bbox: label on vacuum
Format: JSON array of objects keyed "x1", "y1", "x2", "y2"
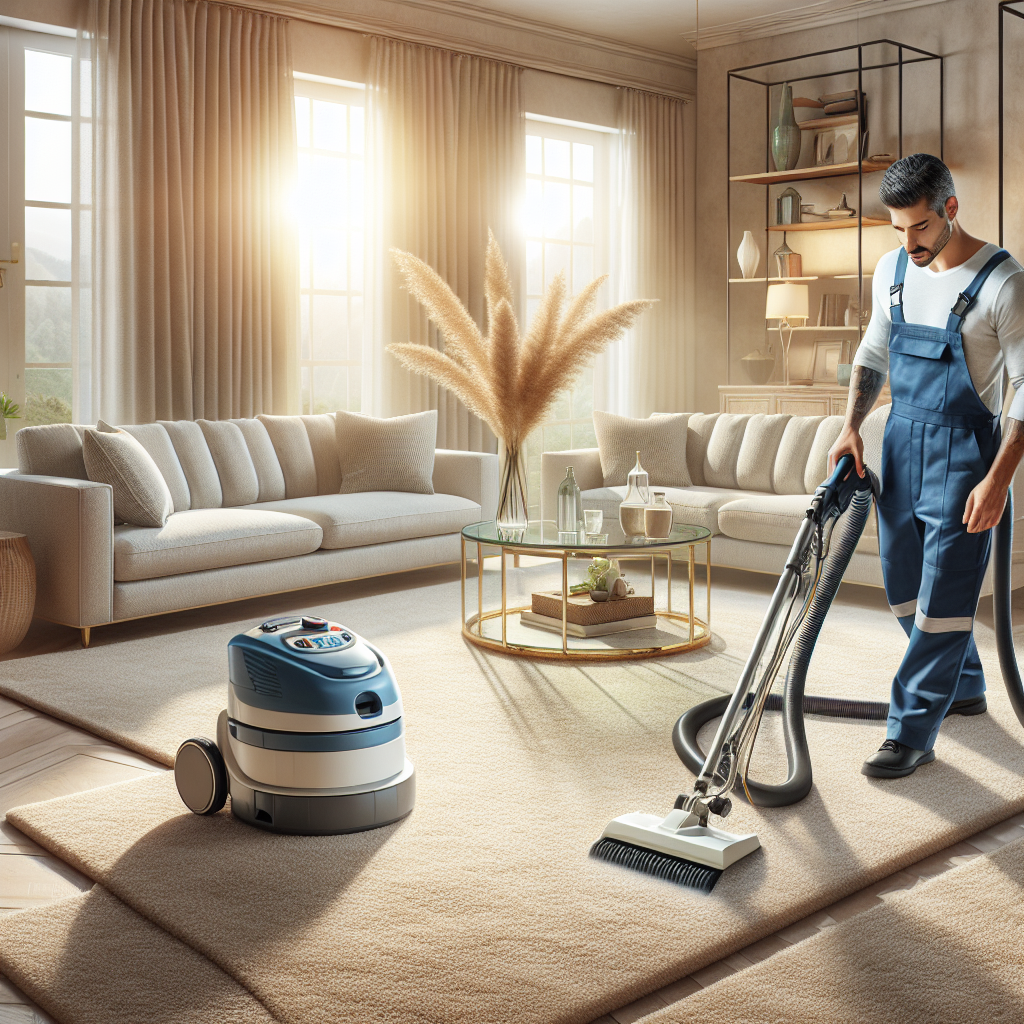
[{"x1": 286, "y1": 632, "x2": 354, "y2": 652}]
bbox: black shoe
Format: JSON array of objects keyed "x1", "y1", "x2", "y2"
[
  {"x1": 944, "y1": 695, "x2": 987, "y2": 718},
  {"x1": 861, "y1": 739, "x2": 935, "y2": 778}
]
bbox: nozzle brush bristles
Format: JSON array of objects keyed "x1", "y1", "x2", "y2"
[{"x1": 589, "y1": 837, "x2": 722, "y2": 893}]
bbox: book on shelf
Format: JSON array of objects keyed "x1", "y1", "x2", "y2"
[
  {"x1": 519, "y1": 610, "x2": 659, "y2": 638},
  {"x1": 817, "y1": 293, "x2": 850, "y2": 327}
]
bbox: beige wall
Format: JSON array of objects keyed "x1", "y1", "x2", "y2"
[
  {"x1": 0, "y1": 0, "x2": 77, "y2": 29},
  {"x1": 694, "y1": 0, "x2": 1009, "y2": 412}
]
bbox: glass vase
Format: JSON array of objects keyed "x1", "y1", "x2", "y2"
[
  {"x1": 496, "y1": 441, "x2": 528, "y2": 539},
  {"x1": 619, "y1": 452, "x2": 650, "y2": 537},
  {"x1": 556, "y1": 466, "x2": 583, "y2": 534}
]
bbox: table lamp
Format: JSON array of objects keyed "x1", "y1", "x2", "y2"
[{"x1": 765, "y1": 282, "x2": 809, "y2": 385}]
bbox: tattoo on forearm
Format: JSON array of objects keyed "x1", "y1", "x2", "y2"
[{"x1": 846, "y1": 366, "x2": 886, "y2": 428}]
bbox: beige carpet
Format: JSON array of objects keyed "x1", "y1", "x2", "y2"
[
  {"x1": 2, "y1": 562, "x2": 1024, "y2": 1023},
  {"x1": 646, "y1": 837, "x2": 1024, "y2": 1024}
]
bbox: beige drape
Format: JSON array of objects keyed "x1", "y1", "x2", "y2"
[
  {"x1": 89, "y1": 0, "x2": 297, "y2": 423},
  {"x1": 612, "y1": 89, "x2": 690, "y2": 416},
  {"x1": 366, "y1": 37, "x2": 524, "y2": 452}
]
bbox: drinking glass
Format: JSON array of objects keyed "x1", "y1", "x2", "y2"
[{"x1": 584, "y1": 509, "x2": 603, "y2": 535}]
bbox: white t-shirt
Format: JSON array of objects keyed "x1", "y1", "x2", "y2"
[{"x1": 854, "y1": 242, "x2": 1024, "y2": 420}]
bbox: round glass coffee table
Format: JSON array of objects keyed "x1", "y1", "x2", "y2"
[{"x1": 460, "y1": 520, "x2": 712, "y2": 660}]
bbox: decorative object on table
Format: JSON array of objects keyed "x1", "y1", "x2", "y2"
[
  {"x1": 811, "y1": 340, "x2": 844, "y2": 383},
  {"x1": 772, "y1": 234, "x2": 802, "y2": 279},
  {"x1": 828, "y1": 193, "x2": 856, "y2": 219},
  {"x1": 765, "y1": 282, "x2": 809, "y2": 387},
  {"x1": 387, "y1": 232, "x2": 652, "y2": 538},
  {"x1": 736, "y1": 230, "x2": 761, "y2": 279},
  {"x1": 566, "y1": 556, "x2": 634, "y2": 601},
  {"x1": 531, "y1": 587, "x2": 654, "y2": 624},
  {"x1": 776, "y1": 186, "x2": 802, "y2": 225},
  {"x1": 644, "y1": 491, "x2": 674, "y2": 539},
  {"x1": 836, "y1": 363, "x2": 853, "y2": 386},
  {"x1": 0, "y1": 392, "x2": 19, "y2": 442},
  {"x1": 583, "y1": 509, "x2": 603, "y2": 536},
  {"x1": 771, "y1": 82, "x2": 802, "y2": 172},
  {"x1": 814, "y1": 129, "x2": 835, "y2": 166},
  {"x1": 816, "y1": 293, "x2": 850, "y2": 327},
  {"x1": 0, "y1": 531, "x2": 35, "y2": 655},
  {"x1": 556, "y1": 466, "x2": 584, "y2": 533},
  {"x1": 618, "y1": 452, "x2": 650, "y2": 536},
  {"x1": 741, "y1": 347, "x2": 776, "y2": 385}
]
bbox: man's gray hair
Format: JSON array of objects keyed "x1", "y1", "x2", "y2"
[{"x1": 879, "y1": 153, "x2": 955, "y2": 215}]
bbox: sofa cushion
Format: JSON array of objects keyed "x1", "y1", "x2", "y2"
[
  {"x1": 580, "y1": 485, "x2": 762, "y2": 535},
  {"x1": 247, "y1": 492, "x2": 478, "y2": 550},
  {"x1": 15, "y1": 423, "x2": 88, "y2": 479},
  {"x1": 231, "y1": 418, "x2": 286, "y2": 502},
  {"x1": 736, "y1": 414, "x2": 791, "y2": 493},
  {"x1": 803, "y1": 416, "x2": 845, "y2": 494},
  {"x1": 198, "y1": 420, "x2": 260, "y2": 507},
  {"x1": 593, "y1": 410, "x2": 691, "y2": 487},
  {"x1": 336, "y1": 410, "x2": 437, "y2": 495},
  {"x1": 113, "y1": 509, "x2": 323, "y2": 582},
  {"x1": 303, "y1": 413, "x2": 343, "y2": 495},
  {"x1": 101, "y1": 420, "x2": 191, "y2": 513},
  {"x1": 685, "y1": 413, "x2": 718, "y2": 487},
  {"x1": 159, "y1": 421, "x2": 223, "y2": 509},
  {"x1": 83, "y1": 428, "x2": 174, "y2": 528},
  {"x1": 258, "y1": 414, "x2": 318, "y2": 498},
  {"x1": 704, "y1": 414, "x2": 751, "y2": 489},
  {"x1": 773, "y1": 416, "x2": 824, "y2": 495}
]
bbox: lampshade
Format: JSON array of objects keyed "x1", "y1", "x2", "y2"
[{"x1": 765, "y1": 282, "x2": 809, "y2": 321}]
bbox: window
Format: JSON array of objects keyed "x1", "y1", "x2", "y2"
[
  {"x1": 0, "y1": 30, "x2": 88, "y2": 442},
  {"x1": 293, "y1": 76, "x2": 365, "y2": 415},
  {"x1": 523, "y1": 118, "x2": 611, "y2": 517}
]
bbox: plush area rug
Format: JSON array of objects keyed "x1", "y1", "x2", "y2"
[
  {"x1": 646, "y1": 837, "x2": 1024, "y2": 1024},
  {"x1": 2, "y1": 562, "x2": 1024, "y2": 1023}
]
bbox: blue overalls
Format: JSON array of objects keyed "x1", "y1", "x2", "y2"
[{"x1": 877, "y1": 246, "x2": 1012, "y2": 751}]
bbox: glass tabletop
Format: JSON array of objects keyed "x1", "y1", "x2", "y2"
[{"x1": 462, "y1": 519, "x2": 712, "y2": 551}]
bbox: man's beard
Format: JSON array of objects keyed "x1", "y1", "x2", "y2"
[{"x1": 909, "y1": 218, "x2": 953, "y2": 267}]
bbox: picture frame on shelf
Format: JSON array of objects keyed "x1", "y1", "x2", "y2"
[
  {"x1": 814, "y1": 129, "x2": 835, "y2": 165},
  {"x1": 812, "y1": 339, "x2": 844, "y2": 382}
]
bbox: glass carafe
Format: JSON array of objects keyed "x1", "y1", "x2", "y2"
[
  {"x1": 618, "y1": 452, "x2": 649, "y2": 537},
  {"x1": 644, "y1": 490, "x2": 673, "y2": 539},
  {"x1": 556, "y1": 466, "x2": 583, "y2": 533}
]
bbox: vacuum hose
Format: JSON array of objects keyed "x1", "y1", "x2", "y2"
[{"x1": 675, "y1": 476, "x2": 1024, "y2": 807}]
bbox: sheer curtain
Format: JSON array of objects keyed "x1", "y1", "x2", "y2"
[
  {"x1": 597, "y1": 88, "x2": 690, "y2": 417},
  {"x1": 87, "y1": 0, "x2": 297, "y2": 424},
  {"x1": 365, "y1": 37, "x2": 524, "y2": 452}
]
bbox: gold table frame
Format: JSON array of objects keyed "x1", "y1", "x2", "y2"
[{"x1": 460, "y1": 527, "x2": 712, "y2": 661}]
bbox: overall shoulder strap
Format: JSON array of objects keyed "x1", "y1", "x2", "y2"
[
  {"x1": 889, "y1": 248, "x2": 909, "y2": 324},
  {"x1": 946, "y1": 248, "x2": 1013, "y2": 333}
]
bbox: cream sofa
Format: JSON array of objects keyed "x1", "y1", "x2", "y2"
[
  {"x1": 0, "y1": 415, "x2": 497, "y2": 644},
  {"x1": 542, "y1": 406, "x2": 1024, "y2": 591}
]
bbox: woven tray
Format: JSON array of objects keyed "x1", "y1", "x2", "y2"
[{"x1": 531, "y1": 590, "x2": 655, "y2": 626}]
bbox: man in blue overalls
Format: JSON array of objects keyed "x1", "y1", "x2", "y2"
[{"x1": 831, "y1": 153, "x2": 1024, "y2": 778}]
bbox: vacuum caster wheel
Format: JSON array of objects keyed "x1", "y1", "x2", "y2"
[{"x1": 174, "y1": 737, "x2": 228, "y2": 815}]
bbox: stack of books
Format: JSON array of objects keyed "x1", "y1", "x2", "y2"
[{"x1": 523, "y1": 591, "x2": 657, "y2": 638}]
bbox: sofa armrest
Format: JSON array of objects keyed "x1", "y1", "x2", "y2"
[
  {"x1": 0, "y1": 474, "x2": 114, "y2": 628},
  {"x1": 541, "y1": 449, "x2": 604, "y2": 522},
  {"x1": 432, "y1": 450, "x2": 499, "y2": 524}
]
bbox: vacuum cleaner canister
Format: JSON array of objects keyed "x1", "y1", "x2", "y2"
[{"x1": 174, "y1": 615, "x2": 415, "y2": 835}]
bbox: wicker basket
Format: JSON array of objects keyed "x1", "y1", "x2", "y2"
[
  {"x1": 0, "y1": 532, "x2": 36, "y2": 655},
  {"x1": 531, "y1": 590, "x2": 654, "y2": 626}
]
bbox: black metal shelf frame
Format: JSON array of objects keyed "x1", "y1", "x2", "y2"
[{"x1": 726, "y1": 40, "x2": 944, "y2": 384}]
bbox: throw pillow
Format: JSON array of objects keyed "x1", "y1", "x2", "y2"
[
  {"x1": 592, "y1": 410, "x2": 691, "y2": 487},
  {"x1": 335, "y1": 410, "x2": 437, "y2": 494},
  {"x1": 83, "y1": 428, "x2": 174, "y2": 528}
]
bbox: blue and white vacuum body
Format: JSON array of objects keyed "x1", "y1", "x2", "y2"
[{"x1": 174, "y1": 615, "x2": 415, "y2": 835}]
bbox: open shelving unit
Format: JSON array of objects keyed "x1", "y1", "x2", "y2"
[{"x1": 726, "y1": 40, "x2": 944, "y2": 387}]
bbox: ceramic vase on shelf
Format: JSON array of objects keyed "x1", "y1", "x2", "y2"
[
  {"x1": 496, "y1": 442, "x2": 528, "y2": 540},
  {"x1": 618, "y1": 452, "x2": 650, "y2": 537},
  {"x1": 737, "y1": 231, "x2": 761, "y2": 279},
  {"x1": 771, "y1": 82, "x2": 802, "y2": 173}
]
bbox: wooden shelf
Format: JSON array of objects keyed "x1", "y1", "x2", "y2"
[
  {"x1": 728, "y1": 276, "x2": 819, "y2": 283},
  {"x1": 796, "y1": 114, "x2": 859, "y2": 131},
  {"x1": 729, "y1": 159, "x2": 893, "y2": 185},
  {"x1": 768, "y1": 217, "x2": 891, "y2": 232},
  {"x1": 787, "y1": 326, "x2": 860, "y2": 332}
]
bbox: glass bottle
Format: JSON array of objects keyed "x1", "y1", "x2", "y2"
[
  {"x1": 619, "y1": 452, "x2": 649, "y2": 537},
  {"x1": 556, "y1": 466, "x2": 583, "y2": 533},
  {"x1": 644, "y1": 491, "x2": 673, "y2": 540}
]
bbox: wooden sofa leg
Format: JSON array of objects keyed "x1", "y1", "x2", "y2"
[{"x1": 80, "y1": 627, "x2": 91, "y2": 648}]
